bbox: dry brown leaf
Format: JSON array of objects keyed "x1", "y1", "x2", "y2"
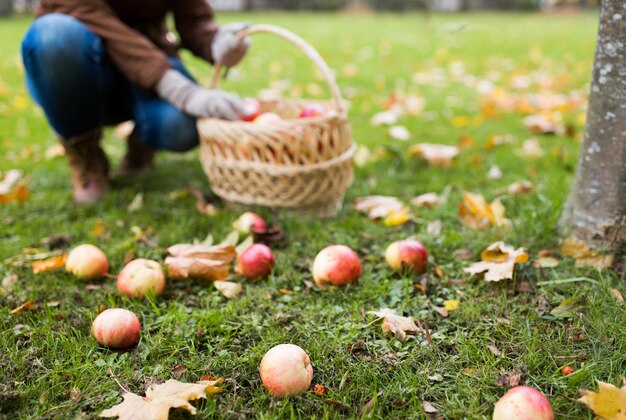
[
  {"x1": 371, "y1": 308, "x2": 420, "y2": 342},
  {"x1": 578, "y1": 380, "x2": 626, "y2": 420},
  {"x1": 214, "y1": 281, "x2": 242, "y2": 299},
  {"x1": 411, "y1": 193, "x2": 441, "y2": 208},
  {"x1": 523, "y1": 114, "x2": 560, "y2": 135},
  {"x1": 165, "y1": 244, "x2": 236, "y2": 281},
  {"x1": 422, "y1": 401, "x2": 438, "y2": 414},
  {"x1": 408, "y1": 143, "x2": 460, "y2": 167},
  {"x1": 0, "y1": 170, "x2": 30, "y2": 204},
  {"x1": 495, "y1": 373, "x2": 522, "y2": 388},
  {"x1": 459, "y1": 192, "x2": 510, "y2": 229},
  {"x1": 487, "y1": 344, "x2": 501, "y2": 357},
  {"x1": 560, "y1": 237, "x2": 614, "y2": 270},
  {"x1": 10, "y1": 300, "x2": 36, "y2": 315},
  {"x1": 166, "y1": 244, "x2": 236, "y2": 261},
  {"x1": 100, "y1": 378, "x2": 224, "y2": 420},
  {"x1": 464, "y1": 242, "x2": 529, "y2": 282},
  {"x1": 32, "y1": 254, "x2": 67, "y2": 274},
  {"x1": 354, "y1": 196, "x2": 405, "y2": 219},
  {"x1": 433, "y1": 306, "x2": 448, "y2": 317},
  {"x1": 498, "y1": 180, "x2": 535, "y2": 196}
]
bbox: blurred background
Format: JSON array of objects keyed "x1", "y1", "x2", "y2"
[{"x1": 1, "y1": 0, "x2": 600, "y2": 16}]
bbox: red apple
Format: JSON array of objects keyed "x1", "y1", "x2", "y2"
[
  {"x1": 92, "y1": 308, "x2": 141, "y2": 349},
  {"x1": 232, "y1": 212, "x2": 266, "y2": 236},
  {"x1": 65, "y1": 244, "x2": 109, "y2": 280},
  {"x1": 312, "y1": 245, "x2": 361, "y2": 288},
  {"x1": 254, "y1": 112, "x2": 282, "y2": 125},
  {"x1": 299, "y1": 103, "x2": 326, "y2": 118},
  {"x1": 241, "y1": 97, "x2": 261, "y2": 122},
  {"x1": 260, "y1": 344, "x2": 313, "y2": 398},
  {"x1": 493, "y1": 386, "x2": 554, "y2": 420},
  {"x1": 117, "y1": 259, "x2": 166, "y2": 299},
  {"x1": 237, "y1": 244, "x2": 275, "y2": 280},
  {"x1": 385, "y1": 239, "x2": 428, "y2": 275}
]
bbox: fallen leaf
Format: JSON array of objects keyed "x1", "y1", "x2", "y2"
[
  {"x1": 100, "y1": 378, "x2": 224, "y2": 420},
  {"x1": 370, "y1": 110, "x2": 399, "y2": 126},
  {"x1": 464, "y1": 242, "x2": 528, "y2": 282},
  {"x1": 388, "y1": 125, "x2": 411, "y2": 141},
  {"x1": 0, "y1": 170, "x2": 30, "y2": 204},
  {"x1": 444, "y1": 299, "x2": 460, "y2": 311},
  {"x1": 354, "y1": 195, "x2": 405, "y2": 219},
  {"x1": 498, "y1": 180, "x2": 535, "y2": 196},
  {"x1": 459, "y1": 192, "x2": 510, "y2": 229},
  {"x1": 127, "y1": 193, "x2": 144, "y2": 213},
  {"x1": 10, "y1": 300, "x2": 36, "y2": 315},
  {"x1": 165, "y1": 244, "x2": 236, "y2": 281},
  {"x1": 523, "y1": 114, "x2": 560, "y2": 135},
  {"x1": 91, "y1": 219, "x2": 107, "y2": 238},
  {"x1": 44, "y1": 144, "x2": 65, "y2": 160},
  {"x1": 487, "y1": 165, "x2": 503, "y2": 180},
  {"x1": 453, "y1": 248, "x2": 473, "y2": 260},
  {"x1": 426, "y1": 220, "x2": 443, "y2": 237},
  {"x1": 550, "y1": 297, "x2": 576, "y2": 318},
  {"x1": 32, "y1": 254, "x2": 67, "y2": 274},
  {"x1": 214, "y1": 281, "x2": 242, "y2": 299},
  {"x1": 487, "y1": 344, "x2": 501, "y2": 356},
  {"x1": 521, "y1": 138, "x2": 545, "y2": 158},
  {"x1": 383, "y1": 207, "x2": 413, "y2": 227},
  {"x1": 535, "y1": 294, "x2": 551, "y2": 316},
  {"x1": 170, "y1": 365, "x2": 187, "y2": 378},
  {"x1": 411, "y1": 193, "x2": 440, "y2": 208},
  {"x1": 371, "y1": 308, "x2": 420, "y2": 342},
  {"x1": 495, "y1": 373, "x2": 522, "y2": 388},
  {"x1": 611, "y1": 288, "x2": 624, "y2": 305},
  {"x1": 534, "y1": 256, "x2": 559, "y2": 268},
  {"x1": 433, "y1": 306, "x2": 448, "y2": 317},
  {"x1": 578, "y1": 380, "x2": 626, "y2": 420},
  {"x1": 2, "y1": 273, "x2": 18, "y2": 289},
  {"x1": 422, "y1": 401, "x2": 438, "y2": 414},
  {"x1": 408, "y1": 143, "x2": 460, "y2": 167},
  {"x1": 560, "y1": 237, "x2": 614, "y2": 270}
]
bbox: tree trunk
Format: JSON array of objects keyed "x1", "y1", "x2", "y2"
[
  {"x1": 0, "y1": 0, "x2": 13, "y2": 16},
  {"x1": 560, "y1": 0, "x2": 626, "y2": 252}
]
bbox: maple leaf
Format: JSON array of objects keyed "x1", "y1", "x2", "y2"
[
  {"x1": 459, "y1": 192, "x2": 510, "y2": 229},
  {"x1": 371, "y1": 308, "x2": 420, "y2": 342},
  {"x1": 213, "y1": 281, "x2": 243, "y2": 299},
  {"x1": 560, "y1": 237, "x2": 615, "y2": 270},
  {"x1": 0, "y1": 170, "x2": 30, "y2": 204},
  {"x1": 354, "y1": 196, "x2": 405, "y2": 219},
  {"x1": 464, "y1": 242, "x2": 529, "y2": 282},
  {"x1": 165, "y1": 244, "x2": 236, "y2": 281},
  {"x1": 578, "y1": 380, "x2": 626, "y2": 420},
  {"x1": 100, "y1": 378, "x2": 224, "y2": 420},
  {"x1": 408, "y1": 143, "x2": 460, "y2": 167}
]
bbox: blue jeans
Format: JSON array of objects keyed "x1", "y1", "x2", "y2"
[{"x1": 21, "y1": 13, "x2": 199, "y2": 152}]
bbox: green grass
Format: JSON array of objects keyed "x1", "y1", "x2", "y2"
[{"x1": 1, "y1": 11, "x2": 624, "y2": 419}]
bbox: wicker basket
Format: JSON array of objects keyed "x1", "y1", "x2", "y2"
[{"x1": 197, "y1": 24, "x2": 355, "y2": 218}]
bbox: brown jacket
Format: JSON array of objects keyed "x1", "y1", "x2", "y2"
[{"x1": 37, "y1": 0, "x2": 218, "y2": 91}]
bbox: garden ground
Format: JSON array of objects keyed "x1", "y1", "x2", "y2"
[{"x1": 1, "y1": 11, "x2": 624, "y2": 419}]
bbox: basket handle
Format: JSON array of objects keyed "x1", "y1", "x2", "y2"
[{"x1": 210, "y1": 24, "x2": 346, "y2": 115}]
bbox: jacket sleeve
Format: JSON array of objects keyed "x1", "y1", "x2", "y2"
[
  {"x1": 170, "y1": 0, "x2": 219, "y2": 64},
  {"x1": 37, "y1": 0, "x2": 171, "y2": 91}
]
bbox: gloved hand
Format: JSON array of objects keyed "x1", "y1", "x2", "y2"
[
  {"x1": 212, "y1": 22, "x2": 251, "y2": 67},
  {"x1": 156, "y1": 69, "x2": 244, "y2": 120}
]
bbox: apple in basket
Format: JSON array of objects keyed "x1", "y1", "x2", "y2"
[
  {"x1": 241, "y1": 97, "x2": 261, "y2": 122},
  {"x1": 254, "y1": 112, "x2": 282, "y2": 125},
  {"x1": 299, "y1": 103, "x2": 326, "y2": 118}
]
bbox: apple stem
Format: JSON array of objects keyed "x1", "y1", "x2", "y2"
[
  {"x1": 107, "y1": 367, "x2": 130, "y2": 394},
  {"x1": 102, "y1": 272, "x2": 118, "y2": 279}
]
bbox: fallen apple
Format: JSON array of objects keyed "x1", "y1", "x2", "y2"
[
  {"x1": 92, "y1": 308, "x2": 141, "y2": 349},
  {"x1": 117, "y1": 258, "x2": 166, "y2": 299},
  {"x1": 385, "y1": 239, "x2": 428, "y2": 275},
  {"x1": 233, "y1": 212, "x2": 266, "y2": 236},
  {"x1": 260, "y1": 344, "x2": 313, "y2": 398},
  {"x1": 65, "y1": 244, "x2": 109, "y2": 280},
  {"x1": 254, "y1": 112, "x2": 282, "y2": 125},
  {"x1": 299, "y1": 103, "x2": 326, "y2": 118},
  {"x1": 312, "y1": 245, "x2": 361, "y2": 287},
  {"x1": 241, "y1": 97, "x2": 261, "y2": 122},
  {"x1": 493, "y1": 386, "x2": 554, "y2": 420},
  {"x1": 237, "y1": 244, "x2": 275, "y2": 280}
]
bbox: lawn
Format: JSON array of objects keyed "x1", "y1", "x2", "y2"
[{"x1": 1, "y1": 10, "x2": 624, "y2": 419}]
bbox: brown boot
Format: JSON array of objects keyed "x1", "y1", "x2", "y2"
[
  {"x1": 60, "y1": 128, "x2": 109, "y2": 203},
  {"x1": 118, "y1": 128, "x2": 156, "y2": 177}
]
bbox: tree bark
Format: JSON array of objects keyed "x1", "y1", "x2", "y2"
[
  {"x1": 0, "y1": 0, "x2": 13, "y2": 16},
  {"x1": 560, "y1": 0, "x2": 626, "y2": 252}
]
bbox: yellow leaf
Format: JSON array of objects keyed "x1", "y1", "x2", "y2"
[
  {"x1": 459, "y1": 192, "x2": 510, "y2": 229},
  {"x1": 10, "y1": 300, "x2": 36, "y2": 315},
  {"x1": 561, "y1": 237, "x2": 614, "y2": 271},
  {"x1": 213, "y1": 281, "x2": 242, "y2": 299},
  {"x1": 444, "y1": 299, "x2": 460, "y2": 311},
  {"x1": 100, "y1": 378, "x2": 224, "y2": 420},
  {"x1": 578, "y1": 381, "x2": 626, "y2": 420},
  {"x1": 32, "y1": 254, "x2": 67, "y2": 274},
  {"x1": 465, "y1": 242, "x2": 528, "y2": 282},
  {"x1": 371, "y1": 308, "x2": 420, "y2": 342},
  {"x1": 0, "y1": 170, "x2": 30, "y2": 204},
  {"x1": 354, "y1": 195, "x2": 405, "y2": 219},
  {"x1": 384, "y1": 208, "x2": 413, "y2": 227},
  {"x1": 91, "y1": 219, "x2": 107, "y2": 238}
]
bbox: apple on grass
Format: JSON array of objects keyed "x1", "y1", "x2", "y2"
[
  {"x1": 237, "y1": 244, "x2": 275, "y2": 280},
  {"x1": 117, "y1": 259, "x2": 166, "y2": 299},
  {"x1": 312, "y1": 245, "x2": 361, "y2": 288},
  {"x1": 260, "y1": 344, "x2": 313, "y2": 398},
  {"x1": 385, "y1": 239, "x2": 428, "y2": 275},
  {"x1": 493, "y1": 386, "x2": 554, "y2": 420},
  {"x1": 65, "y1": 244, "x2": 109, "y2": 280},
  {"x1": 233, "y1": 212, "x2": 266, "y2": 236},
  {"x1": 92, "y1": 308, "x2": 141, "y2": 349}
]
